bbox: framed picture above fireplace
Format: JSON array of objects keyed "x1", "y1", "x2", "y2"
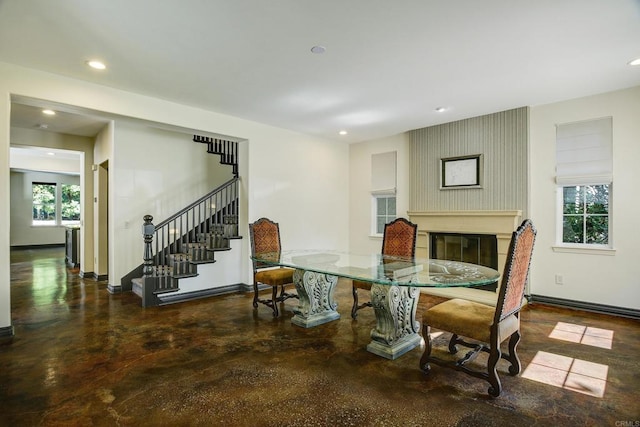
[{"x1": 440, "y1": 154, "x2": 482, "y2": 189}]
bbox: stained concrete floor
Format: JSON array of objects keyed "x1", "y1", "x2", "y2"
[{"x1": 1, "y1": 247, "x2": 639, "y2": 426}]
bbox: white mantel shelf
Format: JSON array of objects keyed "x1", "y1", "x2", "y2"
[{"x1": 408, "y1": 210, "x2": 523, "y2": 306}]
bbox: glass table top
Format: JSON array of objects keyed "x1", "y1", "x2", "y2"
[{"x1": 252, "y1": 250, "x2": 500, "y2": 288}]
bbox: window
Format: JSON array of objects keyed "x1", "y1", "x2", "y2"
[
  {"x1": 32, "y1": 181, "x2": 81, "y2": 226},
  {"x1": 555, "y1": 117, "x2": 612, "y2": 248},
  {"x1": 561, "y1": 184, "x2": 609, "y2": 245},
  {"x1": 61, "y1": 184, "x2": 81, "y2": 224},
  {"x1": 371, "y1": 151, "x2": 397, "y2": 235},
  {"x1": 374, "y1": 195, "x2": 396, "y2": 234},
  {"x1": 32, "y1": 182, "x2": 56, "y2": 226}
]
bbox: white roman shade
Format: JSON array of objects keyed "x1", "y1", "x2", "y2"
[
  {"x1": 371, "y1": 151, "x2": 396, "y2": 194},
  {"x1": 555, "y1": 117, "x2": 612, "y2": 185}
]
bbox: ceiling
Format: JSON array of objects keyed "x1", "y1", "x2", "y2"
[{"x1": 1, "y1": 0, "x2": 639, "y2": 142}]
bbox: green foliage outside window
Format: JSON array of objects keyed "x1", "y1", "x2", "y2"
[
  {"x1": 562, "y1": 184, "x2": 609, "y2": 245},
  {"x1": 32, "y1": 182, "x2": 81, "y2": 225},
  {"x1": 61, "y1": 184, "x2": 81, "y2": 222},
  {"x1": 32, "y1": 183, "x2": 56, "y2": 224}
]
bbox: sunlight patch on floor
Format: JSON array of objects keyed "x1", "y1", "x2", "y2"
[
  {"x1": 549, "y1": 322, "x2": 614, "y2": 349},
  {"x1": 522, "y1": 350, "x2": 608, "y2": 398}
]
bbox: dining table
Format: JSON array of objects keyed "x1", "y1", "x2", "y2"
[{"x1": 252, "y1": 250, "x2": 500, "y2": 360}]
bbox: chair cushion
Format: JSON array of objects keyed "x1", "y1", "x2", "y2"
[
  {"x1": 255, "y1": 267, "x2": 294, "y2": 287},
  {"x1": 423, "y1": 298, "x2": 519, "y2": 344},
  {"x1": 353, "y1": 280, "x2": 372, "y2": 290}
]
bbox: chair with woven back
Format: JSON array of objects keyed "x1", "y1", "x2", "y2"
[
  {"x1": 419, "y1": 219, "x2": 536, "y2": 397},
  {"x1": 351, "y1": 217, "x2": 418, "y2": 319},
  {"x1": 249, "y1": 217, "x2": 298, "y2": 317}
]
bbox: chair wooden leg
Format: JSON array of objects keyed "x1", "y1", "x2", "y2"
[
  {"x1": 448, "y1": 334, "x2": 460, "y2": 354},
  {"x1": 506, "y1": 330, "x2": 522, "y2": 375},
  {"x1": 271, "y1": 286, "x2": 279, "y2": 317},
  {"x1": 252, "y1": 282, "x2": 259, "y2": 308},
  {"x1": 351, "y1": 285, "x2": 359, "y2": 319},
  {"x1": 487, "y1": 337, "x2": 502, "y2": 397},
  {"x1": 419, "y1": 324, "x2": 433, "y2": 373}
]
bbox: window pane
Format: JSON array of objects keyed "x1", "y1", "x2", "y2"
[
  {"x1": 32, "y1": 183, "x2": 56, "y2": 225},
  {"x1": 373, "y1": 195, "x2": 396, "y2": 234},
  {"x1": 586, "y1": 185, "x2": 608, "y2": 214},
  {"x1": 61, "y1": 184, "x2": 81, "y2": 223},
  {"x1": 563, "y1": 186, "x2": 584, "y2": 214},
  {"x1": 562, "y1": 216, "x2": 583, "y2": 244},
  {"x1": 387, "y1": 196, "x2": 396, "y2": 214},
  {"x1": 586, "y1": 216, "x2": 608, "y2": 244}
]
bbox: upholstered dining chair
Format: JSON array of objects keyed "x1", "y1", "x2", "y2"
[
  {"x1": 351, "y1": 217, "x2": 418, "y2": 319},
  {"x1": 419, "y1": 219, "x2": 536, "y2": 397},
  {"x1": 249, "y1": 217, "x2": 297, "y2": 317}
]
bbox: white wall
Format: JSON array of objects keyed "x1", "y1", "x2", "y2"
[
  {"x1": 529, "y1": 86, "x2": 640, "y2": 310},
  {"x1": 10, "y1": 148, "x2": 80, "y2": 174},
  {"x1": 0, "y1": 61, "x2": 350, "y2": 331},
  {"x1": 348, "y1": 133, "x2": 410, "y2": 254},
  {"x1": 9, "y1": 170, "x2": 80, "y2": 246}
]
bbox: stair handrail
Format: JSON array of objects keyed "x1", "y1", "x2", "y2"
[
  {"x1": 154, "y1": 176, "x2": 239, "y2": 230},
  {"x1": 140, "y1": 176, "x2": 239, "y2": 295}
]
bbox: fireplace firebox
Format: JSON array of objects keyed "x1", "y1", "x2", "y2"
[{"x1": 430, "y1": 233, "x2": 498, "y2": 292}]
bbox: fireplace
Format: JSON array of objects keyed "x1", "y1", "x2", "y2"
[
  {"x1": 408, "y1": 210, "x2": 522, "y2": 304},
  {"x1": 430, "y1": 232, "x2": 498, "y2": 292}
]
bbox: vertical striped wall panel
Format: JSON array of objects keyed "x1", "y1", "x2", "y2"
[{"x1": 409, "y1": 107, "x2": 528, "y2": 216}]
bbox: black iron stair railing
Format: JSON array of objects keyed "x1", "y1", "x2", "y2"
[
  {"x1": 193, "y1": 135, "x2": 239, "y2": 177},
  {"x1": 138, "y1": 176, "x2": 239, "y2": 307}
]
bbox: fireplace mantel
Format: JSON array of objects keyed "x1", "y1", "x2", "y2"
[{"x1": 408, "y1": 210, "x2": 522, "y2": 305}]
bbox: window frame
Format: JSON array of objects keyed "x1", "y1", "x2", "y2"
[
  {"x1": 371, "y1": 192, "x2": 397, "y2": 236},
  {"x1": 61, "y1": 183, "x2": 81, "y2": 226},
  {"x1": 32, "y1": 182, "x2": 58, "y2": 227},
  {"x1": 31, "y1": 181, "x2": 81, "y2": 227},
  {"x1": 555, "y1": 182, "x2": 613, "y2": 250}
]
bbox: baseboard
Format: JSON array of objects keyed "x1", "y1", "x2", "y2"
[
  {"x1": 529, "y1": 294, "x2": 640, "y2": 320},
  {"x1": 0, "y1": 325, "x2": 15, "y2": 341},
  {"x1": 107, "y1": 284, "x2": 122, "y2": 294},
  {"x1": 93, "y1": 273, "x2": 108, "y2": 281},
  {"x1": 10, "y1": 244, "x2": 64, "y2": 249},
  {"x1": 158, "y1": 284, "x2": 247, "y2": 305}
]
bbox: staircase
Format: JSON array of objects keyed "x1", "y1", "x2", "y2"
[{"x1": 130, "y1": 136, "x2": 241, "y2": 307}]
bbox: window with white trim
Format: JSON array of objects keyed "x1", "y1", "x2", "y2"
[
  {"x1": 31, "y1": 181, "x2": 81, "y2": 226},
  {"x1": 555, "y1": 117, "x2": 612, "y2": 247},
  {"x1": 374, "y1": 194, "x2": 396, "y2": 234},
  {"x1": 32, "y1": 182, "x2": 56, "y2": 226},
  {"x1": 61, "y1": 184, "x2": 81, "y2": 225},
  {"x1": 371, "y1": 151, "x2": 397, "y2": 235}
]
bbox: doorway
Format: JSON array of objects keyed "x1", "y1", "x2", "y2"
[{"x1": 96, "y1": 160, "x2": 109, "y2": 280}]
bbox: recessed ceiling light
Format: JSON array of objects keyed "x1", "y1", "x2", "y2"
[
  {"x1": 42, "y1": 109, "x2": 56, "y2": 116},
  {"x1": 435, "y1": 107, "x2": 447, "y2": 113},
  {"x1": 47, "y1": 152, "x2": 55, "y2": 156},
  {"x1": 86, "y1": 60, "x2": 106, "y2": 70},
  {"x1": 339, "y1": 130, "x2": 348, "y2": 135},
  {"x1": 629, "y1": 57, "x2": 640, "y2": 66},
  {"x1": 37, "y1": 124, "x2": 49, "y2": 129},
  {"x1": 311, "y1": 45, "x2": 326, "y2": 54}
]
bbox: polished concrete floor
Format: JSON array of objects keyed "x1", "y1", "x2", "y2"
[{"x1": 1, "y1": 247, "x2": 639, "y2": 426}]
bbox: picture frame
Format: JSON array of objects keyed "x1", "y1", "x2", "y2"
[{"x1": 440, "y1": 154, "x2": 482, "y2": 189}]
